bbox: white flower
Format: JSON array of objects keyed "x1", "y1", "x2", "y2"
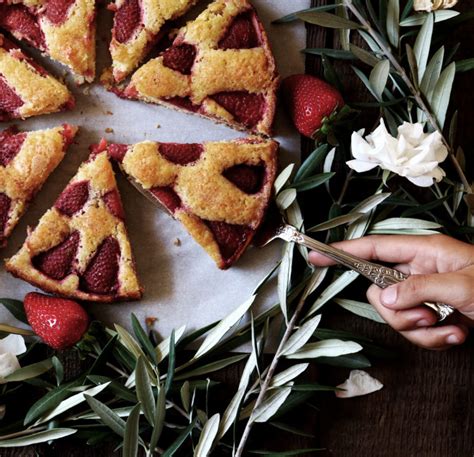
[
  {"x1": 414, "y1": 0, "x2": 458, "y2": 12},
  {"x1": 336, "y1": 370, "x2": 383, "y2": 398},
  {"x1": 347, "y1": 119, "x2": 448, "y2": 187},
  {"x1": 0, "y1": 334, "x2": 26, "y2": 384}
]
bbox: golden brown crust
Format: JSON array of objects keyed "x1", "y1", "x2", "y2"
[
  {"x1": 115, "y1": 137, "x2": 279, "y2": 268},
  {"x1": 0, "y1": 34, "x2": 74, "y2": 119},
  {"x1": 125, "y1": 0, "x2": 279, "y2": 136},
  {"x1": 5, "y1": 151, "x2": 143, "y2": 302},
  {"x1": 0, "y1": 125, "x2": 77, "y2": 246},
  {"x1": 109, "y1": 0, "x2": 198, "y2": 82}
]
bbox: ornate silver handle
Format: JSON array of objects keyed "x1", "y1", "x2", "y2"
[{"x1": 276, "y1": 225, "x2": 455, "y2": 321}]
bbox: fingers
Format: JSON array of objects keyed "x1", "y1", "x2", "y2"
[
  {"x1": 379, "y1": 269, "x2": 474, "y2": 319},
  {"x1": 367, "y1": 285, "x2": 469, "y2": 350}
]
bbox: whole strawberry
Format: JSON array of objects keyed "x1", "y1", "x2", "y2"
[
  {"x1": 24, "y1": 292, "x2": 89, "y2": 350},
  {"x1": 281, "y1": 74, "x2": 345, "y2": 139}
]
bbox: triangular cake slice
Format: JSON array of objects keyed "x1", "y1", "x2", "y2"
[
  {"x1": 6, "y1": 150, "x2": 143, "y2": 302},
  {"x1": 104, "y1": 137, "x2": 278, "y2": 269},
  {"x1": 0, "y1": 124, "x2": 77, "y2": 247},
  {"x1": 0, "y1": 0, "x2": 96, "y2": 83},
  {"x1": 106, "y1": 0, "x2": 198, "y2": 83},
  {"x1": 121, "y1": 0, "x2": 279, "y2": 136},
  {"x1": 0, "y1": 34, "x2": 74, "y2": 120}
]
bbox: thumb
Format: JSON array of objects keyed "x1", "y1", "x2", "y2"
[{"x1": 380, "y1": 271, "x2": 474, "y2": 320}]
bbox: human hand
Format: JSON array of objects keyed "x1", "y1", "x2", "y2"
[{"x1": 308, "y1": 234, "x2": 474, "y2": 350}]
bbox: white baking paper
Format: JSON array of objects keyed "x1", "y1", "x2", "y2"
[{"x1": 0, "y1": 0, "x2": 309, "y2": 340}]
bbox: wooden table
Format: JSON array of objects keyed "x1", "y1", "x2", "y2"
[{"x1": 3, "y1": 1, "x2": 473, "y2": 456}]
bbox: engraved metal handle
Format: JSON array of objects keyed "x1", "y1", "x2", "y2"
[{"x1": 276, "y1": 225, "x2": 455, "y2": 321}]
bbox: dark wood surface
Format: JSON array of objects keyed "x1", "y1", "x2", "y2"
[{"x1": 2, "y1": 1, "x2": 474, "y2": 456}]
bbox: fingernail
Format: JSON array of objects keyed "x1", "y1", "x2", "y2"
[
  {"x1": 381, "y1": 286, "x2": 397, "y2": 306},
  {"x1": 446, "y1": 334, "x2": 461, "y2": 345},
  {"x1": 416, "y1": 319, "x2": 430, "y2": 327}
]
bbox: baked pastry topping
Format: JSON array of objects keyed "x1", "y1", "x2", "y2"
[
  {"x1": 5, "y1": 150, "x2": 143, "y2": 302},
  {"x1": 105, "y1": 137, "x2": 278, "y2": 269},
  {"x1": 0, "y1": 0, "x2": 97, "y2": 83},
  {"x1": 120, "y1": 0, "x2": 279, "y2": 136},
  {"x1": 0, "y1": 124, "x2": 77, "y2": 247},
  {"x1": 107, "y1": 0, "x2": 198, "y2": 83},
  {"x1": 0, "y1": 33, "x2": 74, "y2": 120}
]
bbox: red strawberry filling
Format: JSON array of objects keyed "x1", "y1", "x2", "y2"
[
  {"x1": 0, "y1": 5, "x2": 45, "y2": 49},
  {"x1": 211, "y1": 92, "x2": 265, "y2": 129},
  {"x1": 80, "y1": 236, "x2": 120, "y2": 294},
  {"x1": 158, "y1": 143, "x2": 203, "y2": 165},
  {"x1": 0, "y1": 193, "x2": 11, "y2": 239},
  {"x1": 0, "y1": 127, "x2": 26, "y2": 167},
  {"x1": 60, "y1": 124, "x2": 77, "y2": 147},
  {"x1": 223, "y1": 164, "x2": 265, "y2": 194},
  {"x1": 205, "y1": 220, "x2": 252, "y2": 263},
  {"x1": 108, "y1": 143, "x2": 128, "y2": 163},
  {"x1": 218, "y1": 11, "x2": 261, "y2": 50},
  {"x1": 162, "y1": 43, "x2": 197, "y2": 75},
  {"x1": 166, "y1": 96, "x2": 201, "y2": 113},
  {"x1": 33, "y1": 231, "x2": 80, "y2": 280},
  {"x1": 103, "y1": 189, "x2": 125, "y2": 220},
  {"x1": 150, "y1": 187, "x2": 182, "y2": 214},
  {"x1": 55, "y1": 181, "x2": 90, "y2": 217},
  {"x1": 114, "y1": 0, "x2": 141, "y2": 44},
  {"x1": 44, "y1": 0, "x2": 76, "y2": 25},
  {"x1": 0, "y1": 75, "x2": 24, "y2": 118}
]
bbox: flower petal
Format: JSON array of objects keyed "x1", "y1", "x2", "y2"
[
  {"x1": 0, "y1": 353, "x2": 21, "y2": 383},
  {"x1": 346, "y1": 160, "x2": 379, "y2": 173},
  {"x1": 336, "y1": 370, "x2": 383, "y2": 398},
  {"x1": 0, "y1": 334, "x2": 27, "y2": 356}
]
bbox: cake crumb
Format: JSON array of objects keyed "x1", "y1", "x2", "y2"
[
  {"x1": 106, "y1": 110, "x2": 113, "y2": 115},
  {"x1": 156, "y1": 124, "x2": 161, "y2": 129},
  {"x1": 145, "y1": 317, "x2": 157, "y2": 328},
  {"x1": 174, "y1": 238, "x2": 181, "y2": 247},
  {"x1": 105, "y1": 127, "x2": 114, "y2": 133}
]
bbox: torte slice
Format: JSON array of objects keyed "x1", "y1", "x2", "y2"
[
  {"x1": 105, "y1": 137, "x2": 278, "y2": 269},
  {"x1": 0, "y1": 33, "x2": 74, "y2": 120},
  {"x1": 6, "y1": 150, "x2": 143, "y2": 302},
  {"x1": 0, "y1": 124, "x2": 77, "y2": 247},
  {"x1": 0, "y1": 0, "x2": 96, "y2": 83},
  {"x1": 121, "y1": 0, "x2": 279, "y2": 136},
  {"x1": 107, "y1": 0, "x2": 198, "y2": 83}
]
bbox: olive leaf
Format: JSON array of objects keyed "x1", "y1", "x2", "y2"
[
  {"x1": 270, "y1": 364, "x2": 309, "y2": 387},
  {"x1": 296, "y1": 11, "x2": 361, "y2": 29},
  {"x1": 303, "y1": 48, "x2": 354, "y2": 59},
  {"x1": 286, "y1": 339, "x2": 363, "y2": 359},
  {"x1": 369, "y1": 60, "x2": 391, "y2": 99},
  {"x1": 308, "y1": 212, "x2": 365, "y2": 232},
  {"x1": 421, "y1": 46, "x2": 445, "y2": 101},
  {"x1": 149, "y1": 385, "x2": 166, "y2": 455},
  {"x1": 431, "y1": 62, "x2": 456, "y2": 129},
  {"x1": 456, "y1": 58, "x2": 474, "y2": 73},
  {"x1": 0, "y1": 429, "x2": 77, "y2": 448},
  {"x1": 123, "y1": 403, "x2": 141, "y2": 457},
  {"x1": 349, "y1": 44, "x2": 380, "y2": 67},
  {"x1": 334, "y1": 299, "x2": 386, "y2": 323},
  {"x1": 4, "y1": 359, "x2": 53, "y2": 383},
  {"x1": 276, "y1": 188, "x2": 297, "y2": 211},
  {"x1": 175, "y1": 355, "x2": 247, "y2": 380},
  {"x1": 135, "y1": 357, "x2": 156, "y2": 426},
  {"x1": 294, "y1": 144, "x2": 329, "y2": 182},
  {"x1": 278, "y1": 241, "x2": 294, "y2": 325},
  {"x1": 272, "y1": 4, "x2": 338, "y2": 23},
  {"x1": 400, "y1": 10, "x2": 459, "y2": 26},
  {"x1": 413, "y1": 12, "x2": 434, "y2": 81},
  {"x1": 274, "y1": 164, "x2": 294, "y2": 194},
  {"x1": 194, "y1": 413, "x2": 220, "y2": 457},
  {"x1": 156, "y1": 326, "x2": 186, "y2": 363},
  {"x1": 85, "y1": 394, "x2": 126, "y2": 438},
  {"x1": 369, "y1": 217, "x2": 441, "y2": 231},
  {"x1": 0, "y1": 324, "x2": 34, "y2": 336},
  {"x1": 386, "y1": 0, "x2": 400, "y2": 48},
  {"x1": 0, "y1": 299, "x2": 28, "y2": 324},
  {"x1": 280, "y1": 315, "x2": 322, "y2": 356},
  {"x1": 251, "y1": 385, "x2": 293, "y2": 423}
]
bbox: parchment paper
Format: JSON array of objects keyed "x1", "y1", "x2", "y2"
[{"x1": 0, "y1": 0, "x2": 309, "y2": 339}]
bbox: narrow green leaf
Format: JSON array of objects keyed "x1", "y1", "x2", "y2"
[
  {"x1": 131, "y1": 313, "x2": 156, "y2": 362},
  {"x1": 370, "y1": 217, "x2": 441, "y2": 230},
  {"x1": 278, "y1": 242, "x2": 293, "y2": 325},
  {"x1": 317, "y1": 353, "x2": 372, "y2": 368},
  {"x1": 406, "y1": 44, "x2": 419, "y2": 86},
  {"x1": 251, "y1": 386, "x2": 293, "y2": 423},
  {"x1": 386, "y1": 0, "x2": 400, "y2": 47},
  {"x1": 294, "y1": 144, "x2": 329, "y2": 182},
  {"x1": 194, "y1": 296, "x2": 255, "y2": 359},
  {"x1": 269, "y1": 421, "x2": 315, "y2": 438},
  {"x1": 0, "y1": 429, "x2": 77, "y2": 447},
  {"x1": 180, "y1": 381, "x2": 190, "y2": 413},
  {"x1": 281, "y1": 315, "x2": 322, "y2": 356},
  {"x1": 401, "y1": 0, "x2": 414, "y2": 20},
  {"x1": 165, "y1": 330, "x2": 175, "y2": 393},
  {"x1": 296, "y1": 11, "x2": 361, "y2": 29},
  {"x1": 400, "y1": 10, "x2": 459, "y2": 26},
  {"x1": 0, "y1": 324, "x2": 33, "y2": 336},
  {"x1": 349, "y1": 44, "x2": 380, "y2": 67},
  {"x1": 308, "y1": 213, "x2": 365, "y2": 232},
  {"x1": 36, "y1": 382, "x2": 111, "y2": 425},
  {"x1": 293, "y1": 172, "x2": 335, "y2": 192},
  {"x1": 276, "y1": 188, "x2": 296, "y2": 211},
  {"x1": 194, "y1": 413, "x2": 220, "y2": 457},
  {"x1": 135, "y1": 357, "x2": 156, "y2": 426},
  {"x1": 52, "y1": 356, "x2": 64, "y2": 386},
  {"x1": 87, "y1": 376, "x2": 137, "y2": 402},
  {"x1": 369, "y1": 59, "x2": 391, "y2": 99},
  {"x1": 322, "y1": 54, "x2": 345, "y2": 92},
  {"x1": 334, "y1": 298, "x2": 386, "y2": 323},
  {"x1": 85, "y1": 394, "x2": 126, "y2": 437},
  {"x1": 0, "y1": 299, "x2": 28, "y2": 324},
  {"x1": 161, "y1": 418, "x2": 197, "y2": 457},
  {"x1": 274, "y1": 164, "x2": 294, "y2": 194},
  {"x1": 420, "y1": 46, "x2": 444, "y2": 100},
  {"x1": 115, "y1": 324, "x2": 147, "y2": 361},
  {"x1": 272, "y1": 5, "x2": 338, "y2": 23},
  {"x1": 401, "y1": 196, "x2": 449, "y2": 216},
  {"x1": 149, "y1": 385, "x2": 166, "y2": 454},
  {"x1": 413, "y1": 13, "x2": 433, "y2": 80},
  {"x1": 123, "y1": 403, "x2": 141, "y2": 457},
  {"x1": 431, "y1": 61, "x2": 456, "y2": 129},
  {"x1": 88, "y1": 335, "x2": 118, "y2": 375},
  {"x1": 352, "y1": 66, "x2": 379, "y2": 100},
  {"x1": 271, "y1": 364, "x2": 309, "y2": 387},
  {"x1": 5, "y1": 359, "x2": 52, "y2": 382},
  {"x1": 156, "y1": 325, "x2": 186, "y2": 363},
  {"x1": 286, "y1": 339, "x2": 363, "y2": 359},
  {"x1": 292, "y1": 383, "x2": 340, "y2": 392},
  {"x1": 303, "y1": 48, "x2": 354, "y2": 59},
  {"x1": 175, "y1": 355, "x2": 247, "y2": 380},
  {"x1": 456, "y1": 58, "x2": 474, "y2": 73}
]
